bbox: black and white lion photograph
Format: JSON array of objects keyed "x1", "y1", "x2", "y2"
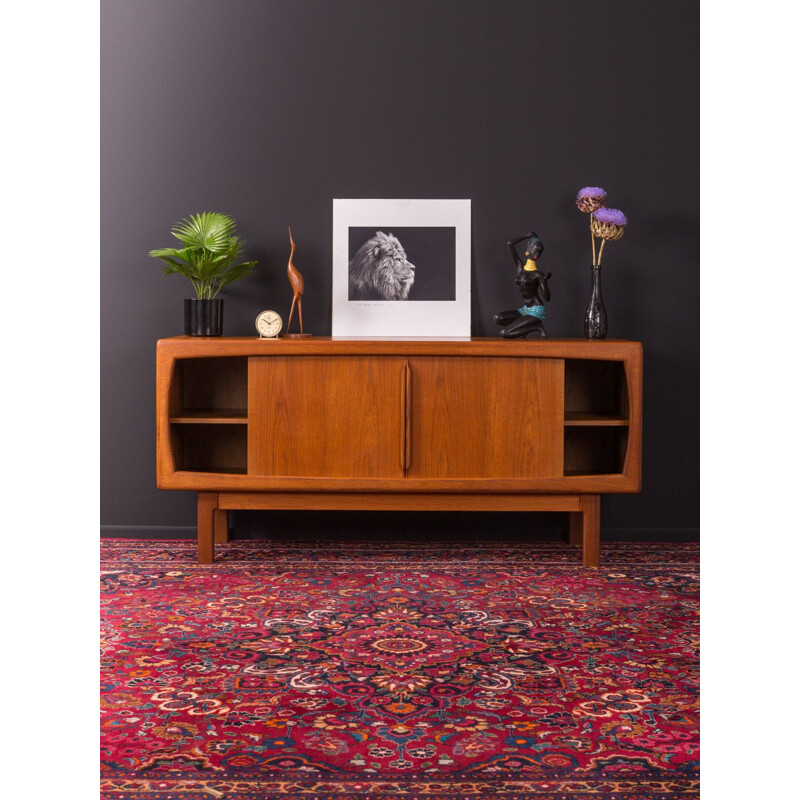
[{"x1": 348, "y1": 226, "x2": 456, "y2": 301}]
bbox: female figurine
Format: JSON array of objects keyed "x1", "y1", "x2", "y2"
[{"x1": 494, "y1": 232, "x2": 552, "y2": 339}]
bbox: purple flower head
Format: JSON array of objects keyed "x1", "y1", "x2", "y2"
[
  {"x1": 593, "y1": 207, "x2": 627, "y2": 226},
  {"x1": 577, "y1": 187, "x2": 607, "y2": 200},
  {"x1": 576, "y1": 187, "x2": 607, "y2": 213}
]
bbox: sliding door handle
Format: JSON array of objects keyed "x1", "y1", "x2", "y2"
[
  {"x1": 404, "y1": 361, "x2": 412, "y2": 474},
  {"x1": 400, "y1": 362, "x2": 408, "y2": 472}
]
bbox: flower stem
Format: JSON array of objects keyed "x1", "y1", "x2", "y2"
[
  {"x1": 597, "y1": 238, "x2": 606, "y2": 267},
  {"x1": 590, "y1": 214, "x2": 597, "y2": 266}
]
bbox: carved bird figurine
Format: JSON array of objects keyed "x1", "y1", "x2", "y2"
[{"x1": 286, "y1": 226, "x2": 307, "y2": 335}]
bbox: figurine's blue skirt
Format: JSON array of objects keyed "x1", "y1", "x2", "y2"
[{"x1": 518, "y1": 305, "x2": 546, "y2": 320}]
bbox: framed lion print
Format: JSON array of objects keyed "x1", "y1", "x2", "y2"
[{"x1": 332, "y1": 199, "x2": 471, "y2": 337}]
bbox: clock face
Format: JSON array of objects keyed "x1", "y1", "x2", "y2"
[{"x1": 255, "y1": 310, "x2": 283, "y2": 338}]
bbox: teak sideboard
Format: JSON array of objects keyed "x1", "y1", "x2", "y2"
[{"x1": 156, "y1": 337, "x2": 642, "y2": 565}]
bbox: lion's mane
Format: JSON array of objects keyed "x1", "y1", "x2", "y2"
[{"x1": 348, "y1": 231, "x2": 416, "y2": 301}]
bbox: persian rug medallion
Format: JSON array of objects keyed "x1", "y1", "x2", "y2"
[{"x1": 100, "y1": 541, "x2": 699, "y2": 799}]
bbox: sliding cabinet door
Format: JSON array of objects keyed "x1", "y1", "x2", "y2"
[
  {"x1": 407, "y1": 357, "x2": 564, "y2": 479},
  {"x1": 249, "y1": 356, "x2": 405, "y2": 478}
]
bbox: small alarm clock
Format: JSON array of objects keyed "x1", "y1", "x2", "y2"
[{"x1": 255, "y1": 310, "x2": 283, "y2": 338}]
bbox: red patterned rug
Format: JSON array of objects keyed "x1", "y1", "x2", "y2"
[{"x1": 100, "y1": 541, "x2": 699, "y2": 799}]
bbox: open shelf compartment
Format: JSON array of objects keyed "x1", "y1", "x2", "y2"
[
  {"x1": 562, "y1": 359, "x2": 630, "y2": 475},
  {"x1": 170, "y1": 423, "x2": 248, "y2": 474},
  {"x1": 167, "y1": 357, "x2": 249, "y2": 473},
  {"x1": 564, "y1": 359, "x2": 629, "y2": 423},
  {"x1": 564, "y1": 426, "x2": 629, "y2": 476},
  {"x1": 169, "y1": 357, "x2": 248, "y2": 423}
]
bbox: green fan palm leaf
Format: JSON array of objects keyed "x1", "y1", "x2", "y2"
[
  {"x1": 218, "y1": 260, "x2": 258, "y2": 288},
  {"x1": 171, "y1": 212, "x2": 236, "y2": 253},
  {"x1": 149, "y1": 212, "x2": 258, "y2": 299}
]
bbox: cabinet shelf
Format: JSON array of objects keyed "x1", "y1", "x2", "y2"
[
  {"x1": 564, "y1": 468, "x2": 624, "y2": 477},
  {"x1": 180, "y1": 466, "x2": 247, "y2": 475},
  {"x1": 169, "y1": 409, "x2": 248, "y2": 425},
  {"x1": 564, "y1": 411, "x2": 629, "y2": 426}
]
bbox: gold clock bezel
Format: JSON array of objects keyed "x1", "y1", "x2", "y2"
[{"x1": 255, "y1": 310, "x2": 283, "y2": 339}]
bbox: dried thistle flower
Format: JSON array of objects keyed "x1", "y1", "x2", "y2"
[
  {"x1": 577, "y1": 186, "x2": 608, "y2": 264},
  {"x1": 589, "y1": 207, "x2": 628, "y2": 266},
  {"x1": 591, "y1": 208, "x2": 627, "y2": 241},
  {"x1": 576, "y1": 186, "x2": 607, "y2": 214}
]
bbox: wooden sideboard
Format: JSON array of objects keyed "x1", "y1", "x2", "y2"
[{"x1": 156, "y1": 337, "x2": 642, "y2": 565}]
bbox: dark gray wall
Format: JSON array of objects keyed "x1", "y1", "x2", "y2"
[{"x1": 101, "y1": 0, "x2": 698, "y2": 538}]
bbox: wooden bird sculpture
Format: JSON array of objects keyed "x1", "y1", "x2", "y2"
[{"x1": 285, "y1": 226, "x2": 309, "y2": 336}]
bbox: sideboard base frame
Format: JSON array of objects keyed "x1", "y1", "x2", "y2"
[{"x1": 197, "y1": 491, "x2": 602, "y2": 568}]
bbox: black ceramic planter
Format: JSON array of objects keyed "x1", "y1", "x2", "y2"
[{"x1": 184, "y1": 298, "x2": 223, "y2": 336}]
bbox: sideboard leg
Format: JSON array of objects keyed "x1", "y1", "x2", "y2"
[
  {"x1": 580, "y1": 495, "x2": 601, "y2": 567},
  {"x1": 568, "y1": 512, "x2": 583, "y2": 545},
  {"x1": 197, "y1": 492, "x2": 218, "y2": 564},
  {"x1": 213, "y1": 509, "x2": 230, "y2": 544}
]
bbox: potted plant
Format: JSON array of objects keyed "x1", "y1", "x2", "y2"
[{"x1": 149, "y1": 212, "x2": 258, "y2": 336}]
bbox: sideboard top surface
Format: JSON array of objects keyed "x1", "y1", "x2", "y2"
[{"x1": 157, "y1": 336, "x2": 642, "y2": 360}]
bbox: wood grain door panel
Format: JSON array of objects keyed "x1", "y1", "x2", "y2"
[
  {"x1": 248, "y1": 356, "x2": 405, "y2": 478},
  {"x1": 407, "y1": 357, "x2": 564, "y2": 479}
]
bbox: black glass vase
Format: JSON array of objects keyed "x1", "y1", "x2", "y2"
[
  {"x1": 584, "y1": 266, "x2": 607, "y2": 339},
  {"x1": 184, "y1": 298, "x2": 223, "y2": 336}
]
